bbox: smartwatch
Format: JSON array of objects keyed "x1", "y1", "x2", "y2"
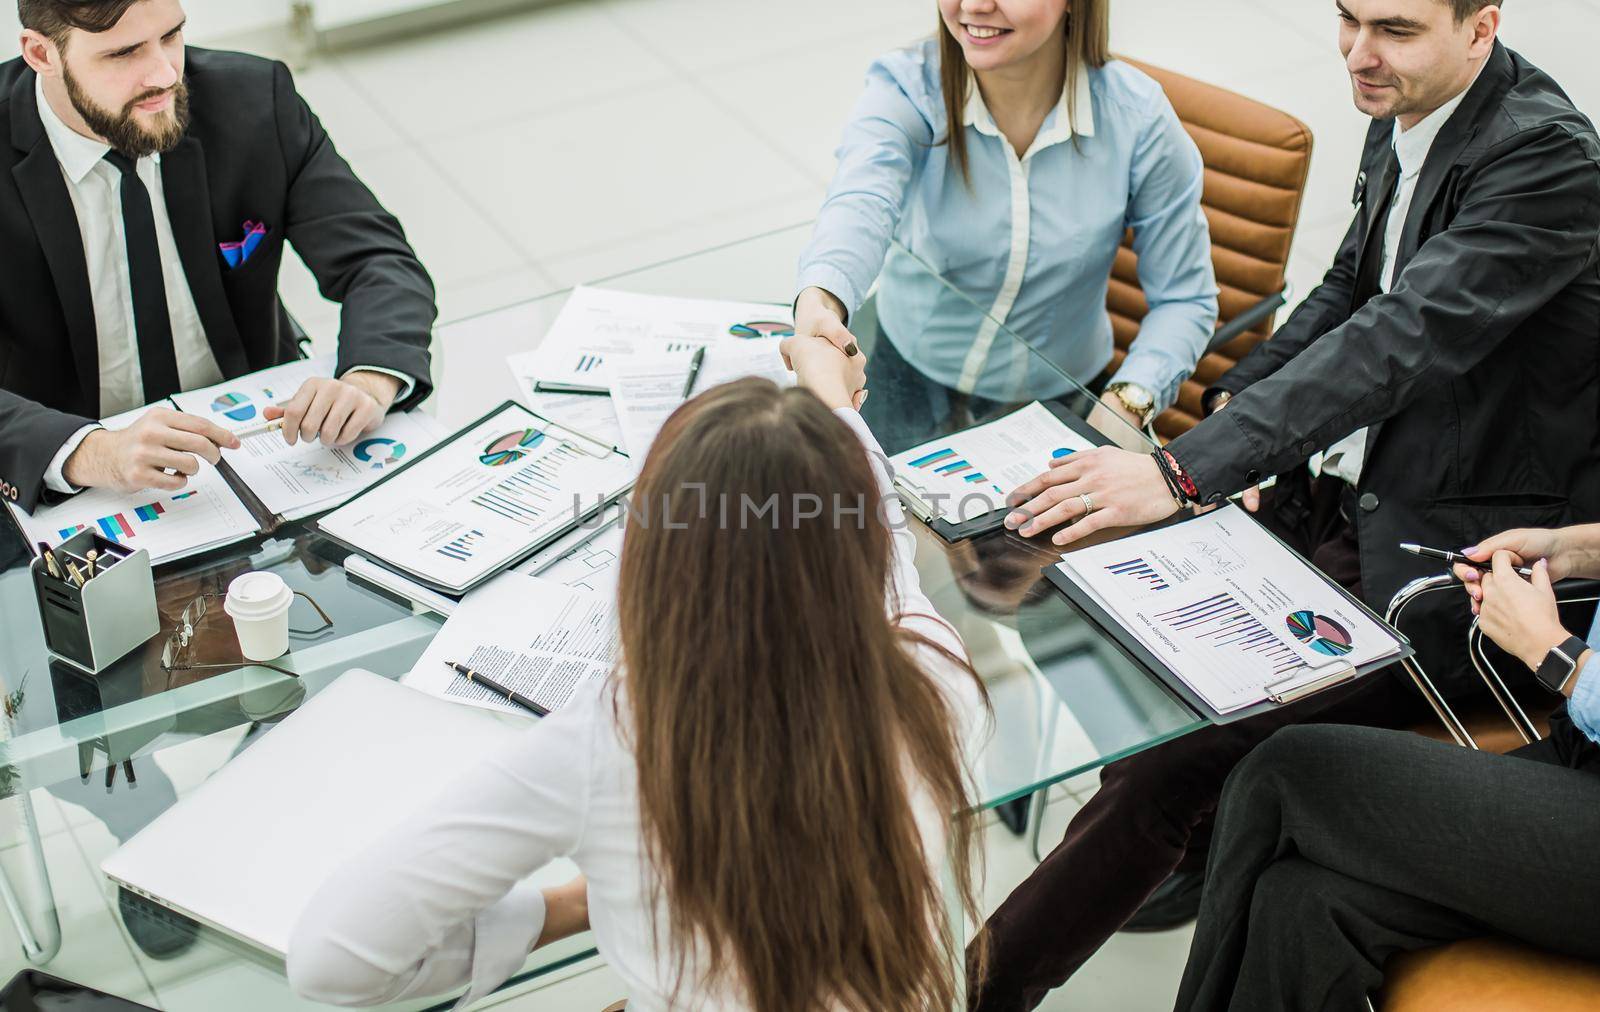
[{"x1": 1535, "y1": 635, "x2": 1590, "y2": 694}]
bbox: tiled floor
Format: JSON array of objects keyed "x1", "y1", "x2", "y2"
[{"x1": 2, "y1": 0, "x2": 1593, "y2": 1008}]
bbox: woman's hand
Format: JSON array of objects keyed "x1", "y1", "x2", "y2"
[
  {"x1": 780, "y1": 335, "x2": 868, "y2": 411},
  {"x1": 794, "y1": 287, "x2": 860, "y2": 357},
  {"x1": 1477, "y1": 553, "x2": 1571, "y2": 671},
  {"x1": 1455, "y1": 527, "x2": 1578, "y2": 611}
]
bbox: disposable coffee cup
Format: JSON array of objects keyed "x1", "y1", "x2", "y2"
[{"x1": 224, "y1": 572, "x2": 295, "y2": 662}]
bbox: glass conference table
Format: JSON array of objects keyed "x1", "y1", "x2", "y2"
[{"x1": 0, "y1": 224, "x2": 1204, "y2": 1009}]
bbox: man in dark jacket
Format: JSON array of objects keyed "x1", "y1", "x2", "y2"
[
  {"x1": 0, "y1": 0, "x2": 435, "y2": 513},
  {"x1": 968, "y1": 1, "x2": 1600, "y2": 1007}
]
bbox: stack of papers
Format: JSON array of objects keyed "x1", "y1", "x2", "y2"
[
  {"x1": 508, "y1": 286, "x2": 797, "y2": 395},
  {"x1": 609, "y1": 339, "x2": 793, "y2": 463},
  {"x1": 1053, "y1": 506, "x2": 1406, "y2": 714}
]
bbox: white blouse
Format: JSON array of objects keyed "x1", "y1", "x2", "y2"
[{"x1": 287, "y1": 408, "x2": 985, "y2": 1011}]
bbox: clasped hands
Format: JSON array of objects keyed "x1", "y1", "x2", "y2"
[{"x1": 64, "y1": 371, "x2": 402, "y2": 494}]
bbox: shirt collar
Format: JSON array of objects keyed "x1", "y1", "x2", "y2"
[
  {"x1": 964, "y1": 61, "x2": 1096, "y2": 153},
  {"x1": 34, "y1": 74, "x2": 159, "y2": 184},
  {"x1": 1390, "y1": 62, "x2": 1484, "y2": 179}
]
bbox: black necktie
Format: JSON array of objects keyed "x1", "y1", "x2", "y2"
[
  {"x1": 1352, "y1": 164, "x2": 1400, "y2": 310},
  {"x1": 103, "y1": 150, "x2": 181, "y2": 404}
]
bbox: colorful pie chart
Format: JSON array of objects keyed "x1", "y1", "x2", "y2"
[
  {"x1": 353, "y1": 437, "x2": 406, "y2": 469},
  {"x1": 480, "y1": 429, "x2": 546, "y2": 467},
  {"x1": 729, "y1": 320, "x2": 795, "y2": 339},
  {"x1": 1286, "y1": 610, "x2": 1354, "y2": 657},
  {"x1": 212, "y1": 392, "x2": 256, "y2": 423}
]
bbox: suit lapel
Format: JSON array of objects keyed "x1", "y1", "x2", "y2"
[
  {"x1": 1395, "y1": 42, "x2": 1513, "y2": 276},
  {"x1": 160, "y1": 136, "x2": 250, "y2": 377},
  {"x1": 10, "y1": 71, "x2": 101, "y2": 415}
]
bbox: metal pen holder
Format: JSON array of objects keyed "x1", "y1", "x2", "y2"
[{"x1": 30, "y1": 530, "x2": 159, "y2": 674}]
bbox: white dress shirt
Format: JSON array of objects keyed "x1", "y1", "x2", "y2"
[
  {"x1": 1318, "y1": 72, "x2": 1480, "y2": 485},
  {"x1": 36, "y1": 76, "x2": 223, "y2": 492},
  {"x1": 286, "y1": 408, "x2": 987, "y2": 1012}
]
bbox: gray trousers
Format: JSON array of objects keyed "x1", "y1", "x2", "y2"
[{"x1": 1175, "y1": 711, "x2": 1600, "y2": 1012}]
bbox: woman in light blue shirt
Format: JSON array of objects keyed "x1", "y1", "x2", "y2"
[{"x1": 796, "y1": 0, "x2": 1218, "y2": 452}]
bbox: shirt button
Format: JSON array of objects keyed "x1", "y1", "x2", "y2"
[
  {"x1": 1205, "y1": 492, "x2": 1225, "y2": 505},
  {"x1": 1359, "y1": 492, "x2": 1380, "y2": 513},
  {"x1": 1299, "y1": 440, "x2": 1317, "y2": 455},
  {"x1": 1245, "y1": 470, "x2": 1261, "y2": 485}
]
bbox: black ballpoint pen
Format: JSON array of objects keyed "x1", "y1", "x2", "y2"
[
  {"x1": 1400, "y1": 543, "x2": 1535, "y2": 577},
  {"x1": 682, "y1": 346, "x2": 707, "y2": 398},
  {"x1": 445, "y1": 660, "x2": 550, "y2": 717}
]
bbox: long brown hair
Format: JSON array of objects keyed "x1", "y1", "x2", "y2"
[
  {"x1": 939, "y1": 0, "x2": 1111, "y2": 184},
  {"x1": 617, "y1": 378, "x2": 987, "y2": 1012}
]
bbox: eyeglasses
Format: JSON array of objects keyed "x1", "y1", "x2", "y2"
[{"x1": 159, "y1": 591, "x2": 333, "y2": 680}]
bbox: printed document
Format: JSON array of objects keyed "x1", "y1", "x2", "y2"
[
  {"x1": 507, "y1": 285, "x2": 795, "y2": 393},
  {"x1": 317, "y1": 403, "x2": 633, "y2": 593},
  {"x1": 7, "y1": 406, "x2": 258, "y2": 564},
  {"x1": 171, "y1": 358, "x2": 448, "y2": 519},
  {"x1": 405, "y1": 570, "x2": 619, "y2": 717},
  {"x1": 1054, "y1": 506, "x2": 1405, "y2": 713},
  {"x1": 890, "y1": 402, "x2": 1099, "y2": 524}
]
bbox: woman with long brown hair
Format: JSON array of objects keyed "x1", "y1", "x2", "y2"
[
  {"x1": 288, "y1": 336, "x2": 989, "y2": 1011},
  {"x1": 795, "y1": 0, "x2": 1217, "y2": 455}
]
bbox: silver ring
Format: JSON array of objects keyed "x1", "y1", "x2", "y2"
[{"x1": 1079, "y1": 493, "x2": 1096, "y2": 515}]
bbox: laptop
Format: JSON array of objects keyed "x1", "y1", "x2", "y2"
[{"x1": 101, "y1": 669, "x2": 540, "y2": 957}]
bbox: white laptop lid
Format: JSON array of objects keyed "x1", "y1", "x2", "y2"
[{"x1": 101, "y1": 669, "x2": 527, "y2": 957}]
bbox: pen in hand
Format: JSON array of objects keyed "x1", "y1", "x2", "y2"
[
  {"x1": 1400, "y1": 542, "x2": 1535, "y2": 578},
  {"x1": 445, "y1": 660, "x2": 550, "y2": 717}
]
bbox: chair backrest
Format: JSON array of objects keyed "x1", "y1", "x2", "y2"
[{"x1": 1106, "y1": 59, "x2": 1314, "y2": 440}]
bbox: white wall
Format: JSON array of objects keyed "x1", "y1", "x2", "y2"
[{"x1": 1, "y1": 0, "x2": 293, "y2": 51}]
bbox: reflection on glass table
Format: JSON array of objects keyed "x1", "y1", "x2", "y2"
[{"x1": 0, "y1": 221, "x2": 1202, "y2": 1009}]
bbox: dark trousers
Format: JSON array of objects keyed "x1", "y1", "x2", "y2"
[
  {"x1": 968, "y1": 476, "x2": 1434, "y2": 1011},
  {"x1": 1174, "y1": 715, "x2": 1600, "y2": 1011}
]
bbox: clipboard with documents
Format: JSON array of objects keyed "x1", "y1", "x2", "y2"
[
  {"x1": 316, "y1": 400, "x2": 634, "y2": 596},
  {"x1": 892, "y1": 401, "x2": 1109, "y2": 542},
  {"x1": 1044, "y1": 505, "x2": 1413, "y2": 724}
]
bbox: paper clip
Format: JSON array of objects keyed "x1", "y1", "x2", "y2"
[{"x1": 1266, "y1": 658, "x2": 1357, "y2": 705}]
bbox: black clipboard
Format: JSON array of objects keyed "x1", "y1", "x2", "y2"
[
  {"x1": 314, "y1": 399, "x2": 632, "y2": 597},
  {"x1": 896, "y1": 401, "x2": 1113, "y2": 543},
  {"x1": 1042, "y1": 508, "x2": 1414, "y2": 724}
]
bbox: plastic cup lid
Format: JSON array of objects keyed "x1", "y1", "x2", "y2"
[{"x1": 223, "y1": 572, "x2": 295, "y2": 621}]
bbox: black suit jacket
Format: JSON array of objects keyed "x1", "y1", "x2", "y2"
[
  {"x1": 1168, "y1": 43, "x2": 1600, "y2": 658},
  {"x1": 0, "y1": 47, "x2": 436, "y2": 512}
]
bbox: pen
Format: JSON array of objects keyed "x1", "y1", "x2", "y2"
[
  {"x1": 84, "y1": 549, "x2": 98, "y2": 579},
  {"x1": 445, "y1": 660, "x2": 550, "y2": 717},
  {"x1": 37, "y1": 542, "x2": 63, "y2": 580},
  {"x1": 682, "y1": 346, "x2": 707, "y2": 399},
  {"x1": 234, "y1": 418, "x2": 285, "y2": 440},
  {"x1": 1400, "y1": 542, "x2": 1535, "y2": 578},
  {"x1": 65, "y1": 560, "x2": 86, "y2": 588}
]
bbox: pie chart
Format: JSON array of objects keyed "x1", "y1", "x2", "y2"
[
  {"x1": 353, "y1": 437, "x2": 406, "y2": 469},
  {"x1": 480, "y1": 429, "x2": 546, "y2": 467},
  {"x1": 1286, "y1": 610, "x2": 1354, "y2": 657},
  {"x1": 729, "y1": 320, "x2": 794, "y2": 339},
  {"x1": 211, "y1": 391, "x2": 256, "y2": 423}
]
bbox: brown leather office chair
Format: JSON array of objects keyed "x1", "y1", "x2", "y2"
[{"x1": 1102, "y1": 59, "x2": 1313, "y2": 441}]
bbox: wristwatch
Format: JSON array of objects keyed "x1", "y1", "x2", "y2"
[
  {"x1": 1535, "y1": 635, "x2": 1589, "y2": 694},
  {"x1": 1105, "y1": 382, "x2": 1156, "y2": 427}
]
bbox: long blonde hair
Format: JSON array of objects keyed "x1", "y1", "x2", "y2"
[
  {"x1": 939, "y1": 1, "x2": 1111, "y2": 183},
  {"x1": 618, "y1": 378, "x2": 988, "y2": 1011}
]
